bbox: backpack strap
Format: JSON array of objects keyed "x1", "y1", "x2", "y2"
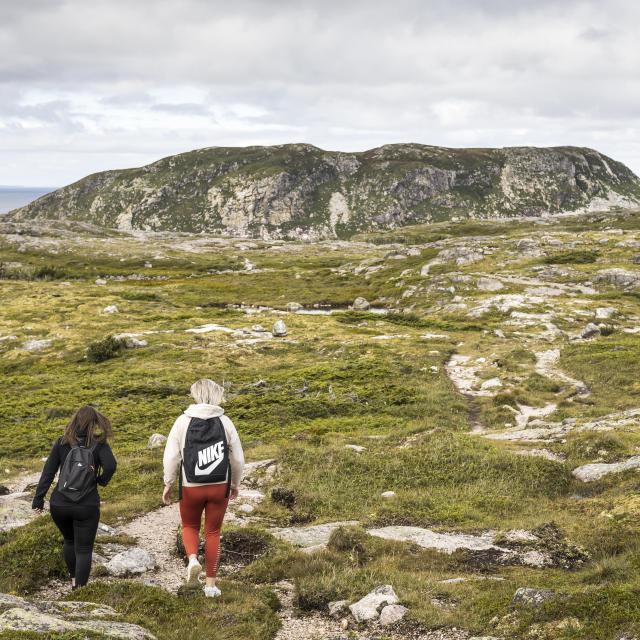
[{"x1": 209, "y1": 417, "x2": 231, "y2": 498}]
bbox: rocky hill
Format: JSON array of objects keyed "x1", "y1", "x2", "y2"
[{"x1": 8, "y1": 144, "x2": 640, "y2": 239}]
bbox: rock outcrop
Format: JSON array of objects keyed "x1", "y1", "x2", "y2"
[{"x1": 8, "y1": 143, "x2": 640, "y2": 239}]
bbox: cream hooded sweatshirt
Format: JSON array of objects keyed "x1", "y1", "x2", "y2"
[{"x1": 163, "y1": 404, "x2": 244, "y2": 490}]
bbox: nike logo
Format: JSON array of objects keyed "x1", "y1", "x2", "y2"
[{"x1": 195, "y1": 442, "x2": 225, "y2": 476}]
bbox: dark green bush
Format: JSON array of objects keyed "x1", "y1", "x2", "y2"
[
  {"x1": 543, "y1": 250, "x2": 599, "y2": 264},
  {"x1": 86, "y1": 336, "x2": 125, "y2": 363}
]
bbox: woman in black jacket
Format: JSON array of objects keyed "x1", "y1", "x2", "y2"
[{"x1": 32, "y1": 405, "x2": 117, "y2": 589}]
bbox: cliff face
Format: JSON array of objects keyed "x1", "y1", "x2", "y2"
[{"x1": 9, "y1": 143, "x2": 640, "y2": 239}]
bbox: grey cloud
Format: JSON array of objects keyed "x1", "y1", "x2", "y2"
[{"x1": 0, "y1": 0, "x2": 639, "y2": 185}]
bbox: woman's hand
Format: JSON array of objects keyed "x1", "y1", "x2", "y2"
[
  {"x1": 162, "y1": 484, "x2": 173, "y2": 505},
  {"x1": 229, "y1": 487, "x2": 239, "y2": 501}
]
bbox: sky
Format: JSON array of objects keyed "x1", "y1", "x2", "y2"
[{"x1": 1, "y1": 0, "x2": 639, "y2": 187}]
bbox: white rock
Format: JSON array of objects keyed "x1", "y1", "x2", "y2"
[
  {"x1": 105, "y1": 548, "x2": 156, "y2": 576},
  {"x1": 579, "y1": 323, "x2": 601, "y2": 339},
  {"x1": 345, "y1": 445, "x2": 366, "y2": 453},
  {"x1": 572, "y1": 456, "x2": 640, "y2": 482},
  {"x1": 379, "y1": 604, "x2": 408, "y2": 626},
  {"x1": 95, "y1": 279, "x2": 107, "y2": 285},
  {"x1": 380, "y1": 491, "x2": 396, "y2": 499},
  {"x1": 103, "y1": 305, "x2": 119, "y2": 314},
  {"x1": 595, "y1": 307, "x2": 617, "y2": 320},
  {"x1": 270, "y1": 521, "x2": 359, "y2": 549},
  {"x1": 328, "y1": 600, "x2": 350, "y2": 617},
  {"x1": 368, "y1": 526, "x2": 505, "y2": 554},
  {"x1": 22, "y1": 339, "x2": 52, "y2": 352},
  {"x1": 349, "y1": 585, "x2": 399, "y2": 623},
  {"x1": 480, "y1": 377, "x2": 503, "y2": 390},
  {"x1": 147, "y1": 433, "x2": 167, "y2": 449},
  {"x1": 272, "y1": 320, "x2": 288, "y2": 337},
  {"x1": 237, "y1": 503, "x2": 255, "y2": 514},
  {"x1": 286, "y1": 302, "x2": 303, "y2": 312},
  {"x1": 352, "y1": 296, "x2": 370, "y2": 310},
  {"x1": 477, "y1": 277, "x2": 504, "y2": 292}
]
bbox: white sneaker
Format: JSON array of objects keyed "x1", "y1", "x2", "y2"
[
  {"x1": 204, "y1": 585, "x2": 221, "y2": 598},
  {"x1": 186, "y1": 557, "x2": 202, "y2": 585}
]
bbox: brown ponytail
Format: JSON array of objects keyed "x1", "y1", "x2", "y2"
[{"x1": 63, "y1": 405, "x2": 112, "y2": 447}]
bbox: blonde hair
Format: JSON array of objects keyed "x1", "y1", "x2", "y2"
[{"x1": 190, "y1": 378, "x2": 224, "y2": 405}]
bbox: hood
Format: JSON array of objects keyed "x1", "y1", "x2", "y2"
[{"x1": 184, "y1": 404, "x2": 225, "y2": 419}]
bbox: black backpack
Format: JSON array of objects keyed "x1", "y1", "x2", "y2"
[
  {"x1": 58, "y1": 442, "x2": 98, "y2": 502},
  {"x1": 182, "y1": 417, "x2": 231, "y2": 495}
]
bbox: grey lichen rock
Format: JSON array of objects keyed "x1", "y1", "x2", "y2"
[
  {"x1": 572, "y1": 456, "x2": 640, "y2": 483},
  {"x1": 352, "y1": 296, "x2": 370, "y2": 310},
  {"x1": 349, "y1": 585, "x2": 399, "y2": 623},
  {"x1": 105, "y1": 547, "x2": 156, "y2": 577},
  {"x1": 147, "y1": 433, "x2": 167, "y2": 449},
  {"x1": 511, "y1": 587, "x2": 557, "y2": 608},
  {"x1": 379, "y1": 603, "x2": 408, "y2": 626},
  {"x1": 0, "y1": 594, "x2": 155, "y2": 639},
  {"x1": 328, "y1": 600, "x2": 350, "y2": 618},
  {"x1": 286, "y1": 302, "x2": 303, "y2": 312},
  {"x1": 272, "y1": 320, "x2": 288, "y2": 336},
  {"x1": 11, "y1": 144, "x2": 638, "y2": 239}
]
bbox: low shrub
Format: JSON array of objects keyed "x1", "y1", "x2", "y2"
[{"x1": 86, "y1": 336, "x2": 125, "y2": 363}]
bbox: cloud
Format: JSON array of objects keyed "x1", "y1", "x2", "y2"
[{"x1": 0, "y1": 0, "x2": 639, "y2": 185}]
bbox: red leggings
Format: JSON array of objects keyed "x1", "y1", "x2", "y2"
[{"x1": 180, "y1": 484, "x2": 229, "y2": 577}]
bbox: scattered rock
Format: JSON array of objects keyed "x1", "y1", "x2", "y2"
[
  {"x1": 103, "y1": 305, "x2": 119, "y2": 314},
  {"x1": 272, "y1": 320, "x2": 288, "y2": 337},
  {"x1": 345, "y1": 445, "x2": 366, "y2": 453},
  {"x1": 270, "y1": 521, "x2": 359, "y2": 549},
  {"x1": 286, "y1": 302, "x2": 303, "y2": 312},
  {"x1": 380, "y1": 491, "x2": 396, "y2": 499},
  {"x1": 596, "y1": 268, "x2": 640, "y2": 289},
  {"x1": 480, "y1": 377, "x2": 502, "y2": 390},
  {"x1": 477, "y1": 277, "x2": 504, "y2": 292},
  {"x1": 349, "y1": 585, "x2": 399, "y2": 623},
  {"x1": 572, "y1": 456, "x2": 640, "y2": 482},
  {"x1": 379, "y1": 603, "x2": 408, "y2": 626},
  {"x1": 595, "y1": 306, "x2": 617, "y2": 320},
  {"x1": 147, "y1": 433, "x2": 167, "y2": 449},
  {"x1": 22, "y1": 339, "x2": 52, "y2": 352},
  {"x1": 327, "y1": 600, "x2": 350, "y2": 618},
  {"x1": 104, "y1": 547, "x2": 156, "y2": 577},
  {"x1": 511, "y1": 587, "x2": 557, "y2": 608},
  {"x1": 0, "y1": 486, "x2": 9, "y2": 496},
  {"x1": 95, "y1": 278, "x2": 107, "y2": 285},
  {"x1": 352, "y1": 296, "x2": 370, "y2": 310},
  {"x1": 579, "y1": 322, "x2": 601, "y2": 339}
]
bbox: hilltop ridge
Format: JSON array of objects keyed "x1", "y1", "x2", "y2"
[{"x1": 8, "y1": 143, "x2": 640, "y2": 239}]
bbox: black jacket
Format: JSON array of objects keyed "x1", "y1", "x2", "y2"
[{"x1": 32, "y1": 435, "x2": 117, "y2": 509}]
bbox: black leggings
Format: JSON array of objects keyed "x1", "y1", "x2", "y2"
[{"x1": 50, "y1": 503, "x2": 100, "y2": 587}]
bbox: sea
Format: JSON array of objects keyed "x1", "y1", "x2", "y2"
[{"x1": 0, "y1": 186, "x2": 54, "y2": 214}]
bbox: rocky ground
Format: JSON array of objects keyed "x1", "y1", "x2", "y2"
[{"x1": 1, "y1": 209, "x2": 640, "y2": 639}]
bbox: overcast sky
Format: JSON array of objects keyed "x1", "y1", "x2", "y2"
[{"x1": 1, "y1": 0, "x2": 639, "y2": 187}]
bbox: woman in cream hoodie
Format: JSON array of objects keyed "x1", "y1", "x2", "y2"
[{"x1": 162, "y1": 379, "x2": 244, "y2": 597}]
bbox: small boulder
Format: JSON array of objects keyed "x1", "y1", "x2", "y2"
[
  {"x1": 595, "y1": 307, "x2": 617, "y2": 320},
  {"x1": 328, "y1": 600, "x2": 350, "y2": 618},
  {"x1": 379, "y1": 604, "x2": 408, "y2": 626},
  {"x1": 237, "y1": 503, "x2": 255, "y2": 514},
  {"x1": 95, "y1": 278, "x2": 107, "y2": 285},
  {"x1": 345, "y1": 445, "x2": 366, "y2": 453},
  {"x1": 380, "y1": 491, "x2": 396, "y2": 499},
  {"x1": 22, "y1": 339, "x2": 52, "y2": 352},
  {"x1": 272, "y1": 320, "x2": 288, "y2": 337},
  {"x1": 481, "y1": 377, "x2": 503, "y2": 390},
  {"x1": 580, "y1": 323, "x2": 601, "y2": 339},
  {"x1": 0, "y1": 485, "x2": 10, "y2": 496},
  {"x1": 349, "y1": 585, "x2": 399, "y2": 623},
  {"x1": 352, "y1": 297, "x2": 370, "y2": 310},
  {"x1": 105, "y1": 548, "x2": 155, "y2": 577},
  {"x1": 477, "y1": 277, "x2": 503, "y2": 292},
  {"x1": 147, "y1": 433, "x2": 167, "y2": 449},
  {"x1": 286, "y1": 302, "x2": 303, "y2": 312},
  {"x1": 511, "y1": 587, "x2": 556, "y2": 608},
  {"x1": 103, "y1": 305, "x2": 119, "y2": 314}
]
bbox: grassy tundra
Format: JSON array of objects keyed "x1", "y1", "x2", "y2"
[{"x1": 1, "y1": 210, "x2": 640, "y2": 639}]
